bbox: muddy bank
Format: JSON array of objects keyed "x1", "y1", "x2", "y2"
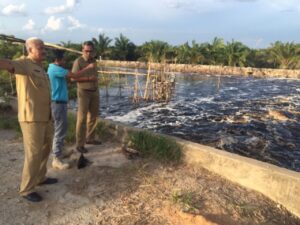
[{"x1": 99, "y1": 60, "x2": 300, "y2": 79}]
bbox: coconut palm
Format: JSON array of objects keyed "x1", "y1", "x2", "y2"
[
  {"x1": 198, "y1": 37, "x2": 225, "y2": 65},
  {"x1": 246, "y1": 49, "x2": 272, "y2": 68},
  {"x1": 189, "y1": 40, "x2": 203, "y2": 64},
  {"x1": 175, "y1": 42, "x2": 191, "y2": 64},
  {"x1": 268, "y1": 41, "x2": 300, "y2": 69},
  {"x1": 224, "y1": 40, "x2": 250, "y2": 67},
  {"x1": 112, "y1": 33, "x2": 136, "y2": 61},
  {"x1": 140, "y1": 40, "x2": 170, "y2": 63},
  {"x1": 209, "y1": 37, "x2": 225, "y2": 65},
  {"x1": 92, "y1": 33, "x2": 112, "y2": 60}
]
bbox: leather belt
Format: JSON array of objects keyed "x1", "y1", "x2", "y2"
[
  {"x1": 52, "y1": 100, "x2": 67, "y2": 104},
  {"x1": 83, "y1": 89, "x2": 97, "y2": 92}
]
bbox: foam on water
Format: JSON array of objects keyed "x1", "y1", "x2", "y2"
[{"x1": 100, "y1": 74, "x2": 300, "y2": 171}]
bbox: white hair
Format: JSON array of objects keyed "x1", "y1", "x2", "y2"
[{"x1": 25, "y1": 37, "x2": 43, "y2": 52}]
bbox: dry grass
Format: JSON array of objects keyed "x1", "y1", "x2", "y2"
[{"x1": 0, "y1": 129, "x2": 299, "y2": 225}]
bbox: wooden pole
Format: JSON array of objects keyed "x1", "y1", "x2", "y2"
[{"x1": 143, "y1": 62, "x2": 151, "y2": 100}]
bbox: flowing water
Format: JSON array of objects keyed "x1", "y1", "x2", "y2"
[{"x1": 98, "y1": 73, "x2": 300, "y2": 172}]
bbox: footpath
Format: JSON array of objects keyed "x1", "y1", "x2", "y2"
[{"x1": 0, "y1": 129, "x2": 299, "y2": 225}]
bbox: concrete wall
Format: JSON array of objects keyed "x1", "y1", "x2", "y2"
[
  {"x1": 98, "y1": 118, "x2": 300, "y2": 218},
  {"x1": 180, "y1": 140, "x2": 300, "y2": 218}
]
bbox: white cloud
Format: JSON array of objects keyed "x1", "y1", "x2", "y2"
[
  {"x1": 163, "y1": 0, "x2": 300, "y2": 13},
  {"x1": 67, "y1": 16, "x2": 85, "y2": 30},
  {"x1": 44, "y1": 16, "x2": 64, "y2": 31},
  {"x1": 162, "y1": 0, "x2": 229, "y2": 13},
  {"x1": 265, "y1": 0, "x2": 300, "y2": 11},
  {"x1": 23, "y1": 19, "x2": 35, "y2": 31},
  {"x1": 45, "y1": 0, "x2": 79, "y2": 15},
  {"x1": 2, "y1": 3, "x2": 26, "y2": 16}
]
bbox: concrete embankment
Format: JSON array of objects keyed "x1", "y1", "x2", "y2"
[
  {"x1": 98, "y1": 118, "x2": 300, "y2": 219},
  {"x1": 99, "y1": 60, "x2": 300, "y2": 79}
]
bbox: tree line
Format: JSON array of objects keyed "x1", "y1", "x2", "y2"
[
  {"x1": 89, "y1": 34, "x2": 299, "y2": 70},
  {"x1": 0, "y1": 34, "x2": 299, "y2": 97},
  {"x1": 1, "y1": 34, "x2": 300, "y2": 70}
]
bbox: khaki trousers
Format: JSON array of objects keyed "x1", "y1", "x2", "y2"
[
  {"x1": 76, "y1": 88, "x2": 99, "y2": 147},
  {"x1": 19, "y1": 121, "x2": 53, "y2": 196}
]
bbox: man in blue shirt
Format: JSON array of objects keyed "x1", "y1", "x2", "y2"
[{"x1": 48, "y1": 50, "x2": 97, "y2": 169}]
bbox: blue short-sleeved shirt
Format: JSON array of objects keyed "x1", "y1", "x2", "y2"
[{"x1": 47, "y1": 63, "x2": 69, "y2": 102}]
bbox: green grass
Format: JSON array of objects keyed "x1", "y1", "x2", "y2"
[
  {"x1": 0, "y1": 115, "x2": 21, "y2": 132},
  {"x1": 172, "y1": 190, "x2": 195, "y2": 205},
  {"x1": 95, "y1": 120, "x2": 111, "y2": 140},
  {"x1": 128, "y1": 130, "x2": 182, "y2": 164},
  {"x1": 172, "y1": 190, "x2": 199, "y2": 213},
  {"x1": 65, "y1": 114, "x2": 112, "y2": 144},
  {"x1": 65, "y1": 112, "x2": 77, "y2": 144}
]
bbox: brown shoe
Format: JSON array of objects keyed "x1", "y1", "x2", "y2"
[
  {"x1": 76, "y1": 146, "x2": 88, "y2": 153},
  {"x1": 86, "y1": 140, "x2": 102, "y2": 145}
]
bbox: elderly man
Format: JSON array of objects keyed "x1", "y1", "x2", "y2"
[
  {"x1": 0, "y1": 37, "x2": 57, "y2": 202},
  {"x1": 72, "y1": 41, "x2": 101, "y2": 154}
]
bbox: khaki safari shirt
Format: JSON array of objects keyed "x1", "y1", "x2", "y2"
[
  {"x1": 11, "y1": 57, "x2": 51, "y2": 122},
  {"x1": 72, "y1": 56, "x2": 98, "y2": 90}
]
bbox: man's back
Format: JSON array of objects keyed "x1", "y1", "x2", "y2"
[{"x1": 48, "y1": 63, "x2": 69, "y2": 102}]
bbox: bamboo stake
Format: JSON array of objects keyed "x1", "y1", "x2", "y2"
[
  {"x1": 133, "y1": 71, "x2": 139, "y2": 103},
  {"x1": 0, "y1": 34, "x2": 82, "y2": 55},
  {"x1": 143, "y1": 62, "x2": 151, "y2": 100}
]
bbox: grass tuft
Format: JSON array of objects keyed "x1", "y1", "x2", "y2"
[
  {"x1": 172, "y1": 190, "x2": 200, "y2": 214},
  {"x1": 65, "y1": 112, "x2": 77, "y2": 144},
  {"x1": 0, "y1": 115, "x2": 21, "y2": 132},
  {"x1": 128, "y1": 130, "x2": 182, "y2": 164}
]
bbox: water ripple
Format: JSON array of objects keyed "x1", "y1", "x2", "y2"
[{"x1": 100, "y1": 74, "x2": 300, "y2": 172}]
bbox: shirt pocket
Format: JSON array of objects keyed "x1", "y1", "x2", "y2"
[{"x1": 29, "y1": 72, "x2": 49, "y2": 89}]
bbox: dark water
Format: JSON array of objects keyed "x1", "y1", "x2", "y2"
[{"x1": 99, "y1": 73, "x2": 300, "y2": 172}]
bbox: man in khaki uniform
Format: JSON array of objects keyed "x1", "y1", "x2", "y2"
[
  {"x1": 72, "y1": 41, "x2": 101, "y2": 153},
  {"x1": 0, "y1": 37, "x2": 57, "y2": 202}
]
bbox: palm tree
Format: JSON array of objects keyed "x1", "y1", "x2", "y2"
[
  {"x1": 268, "y1": 41, "x2": 300, "y2": 69},
  {"x1": 198, "y1": 38, "x2": 225, "y2": 65},
  {"x1": 190, "y1": 40, "x2": 203, "y2": 64},
  {"x1": 296, "y1": 43, "x2": 300, "y2": 69},
  {"x1": 92, "y1": 33, "x2": 112, "y2": 60},
  {"x1": 112, "y1": 33, "x2": 135, "y2": 61},
  {"x1": 140, "y1": 40, "x2": 170, "y2": 63},
  {"x1": 175, "y1": 42, "x2": 191, "y2": 64},
  {"x1": 224, "y1": 40, "x2": 250, "y2": 67},
  {"x1": 246, "y1": 49, "x2": 272, "y2": 68}
]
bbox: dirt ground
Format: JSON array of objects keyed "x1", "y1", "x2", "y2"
[{"x1": 0, "y1": 129, "x2": 299, "y2": 225}]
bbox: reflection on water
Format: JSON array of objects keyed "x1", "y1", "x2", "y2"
[{"x1": 99, "y1": 74, "x2": 300, "y2": 172}]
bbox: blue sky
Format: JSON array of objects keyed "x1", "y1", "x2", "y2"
[{"x1": 0, "y1": 0, "x2": 299, "y2": 48}]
